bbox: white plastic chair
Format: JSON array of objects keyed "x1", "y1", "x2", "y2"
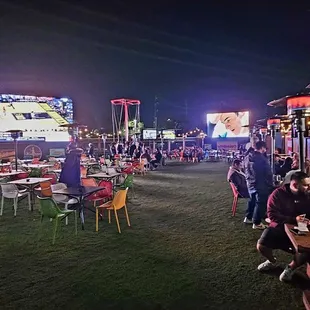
[
  {"x1": 0, "y1": 184, "x2": 31, "y2": 216},
  {"x1": 51, "y1": 183, "x2": 78, "y2": 225},
  {"x1": 107, "y1": 167, "x2": 117, "y2": 174},
  {"x1": 105, "y1": 159, "x2": 112, "y2": 167}
]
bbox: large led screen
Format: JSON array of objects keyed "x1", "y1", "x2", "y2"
[
  {"x1": 0, "y1": 94, "x2": 73, "y2": 142},
  {"x1": 162, "y1": 129, "x2": 175, "y2": 139},
  {"x1": 207, "y1": 111, "x2": 249, "y2": 138},
  {"x1": 143, "y1": 129, "x2": 157, "y2": 140}
]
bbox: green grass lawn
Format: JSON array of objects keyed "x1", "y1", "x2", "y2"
[{"x1": 0, "y1": 162, "x2": 307, "y2": 309}]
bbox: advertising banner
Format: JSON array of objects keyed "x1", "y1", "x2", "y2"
[{"x1": 216, "y1": 141, "x2": 238, "y2": 151}]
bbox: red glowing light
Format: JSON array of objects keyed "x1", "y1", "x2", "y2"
[{"x1": 287, "y1": 96, "x2": 310, "y2": 115}]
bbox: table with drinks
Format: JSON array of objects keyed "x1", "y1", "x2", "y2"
[{"x1": 285, "y1": 223, "x2": 310, "y2": 310}]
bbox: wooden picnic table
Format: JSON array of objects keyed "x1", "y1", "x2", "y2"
[
  {"x1": 285, "y1": 224, "x2": 310, "y2": 309},
  {"x1": 285, "y1": 224, "x2": 310, "y2": 254}
]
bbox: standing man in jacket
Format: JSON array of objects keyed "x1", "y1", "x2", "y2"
[{"x1": 245, "y1": 141, "x2": 273, "y2": 229}]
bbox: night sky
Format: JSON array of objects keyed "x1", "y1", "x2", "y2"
[{"x1": 1, "y1": 0, "x2": 310, "y2": 131}]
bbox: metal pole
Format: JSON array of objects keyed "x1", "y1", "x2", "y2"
[
  {"x1": 168, "y1": 140, "x2": 171, "y2": 153},
  {"x1": 182, "y1": 134, "x2": 186, "y2": 150},
  {"x1": 270, "y1": 127, "x2": 276, "y2": 174},
  {"x1": 111, "y1": 104, "x2": 115, "y2": 143},
  {"x1": 295, "y1": 114, "x2": 306, "y2": 172},
  {"x1": 124, "y1": 100, "x2": 129, "y2": 142},
  {"x1": 103, "y1": 137, "x2": 106, "y2": 158},
  {"x1": 14, "y1": 138, "x2": 18, "y2": 171},
  {"x1": 153, "y1": 96, "x2": 158, "y2": 130}
]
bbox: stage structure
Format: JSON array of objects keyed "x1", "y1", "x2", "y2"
[{"x1": 111, "y1": 98, "x2": 141, "y2": 142}]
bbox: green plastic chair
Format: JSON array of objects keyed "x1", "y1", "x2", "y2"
[
  {"x1": 38, "y1": 196, "x2": 77, "y2": 244},
  {"x1": 115, "y1": 174, "x2": 134, "y2": 198}
]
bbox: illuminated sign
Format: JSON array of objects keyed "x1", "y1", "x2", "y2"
[
  {"x1": 162, "y1": 130, "x2": 176, "y2": 139},
  {"x1": 143, "y1": 129, "x2": 157, "y2": 140},
  {"x1": 267, "y1": 118, "x2": 281, "y2": 130},
  {"x1": 207, "y1": 111, "x2": 249, "y2": 138},
  {"x1": 0, "y1": 94, "x2": 73, "y2": 142},
  {"x1": 287, "y1": 96, "x2": 310, "y2": 115}
]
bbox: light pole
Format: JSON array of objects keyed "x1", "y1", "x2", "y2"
[
  {"x1": 102, "y1": 133, "x2": 108, "y2": 158},
  {"x1": 182, "y1": 133, "x2": 186, "y2": 150}
]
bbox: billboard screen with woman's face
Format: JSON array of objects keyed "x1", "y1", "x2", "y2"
[{"x1": 207, "y1": 111, "x2": 249, "y2": 138}]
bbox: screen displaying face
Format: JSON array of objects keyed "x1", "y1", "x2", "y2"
[
  {"x1": 207, "y1": 111, "x2": 249, "y2": 138},
  {"x1": 0, "y1": 94, "x2": 73, "y2": 142}
]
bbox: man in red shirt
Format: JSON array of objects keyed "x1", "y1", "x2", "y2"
[{"x1": 257, "y1": 171, "x2": 310, "y2": 281}]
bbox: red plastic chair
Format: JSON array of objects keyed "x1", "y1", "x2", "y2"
[
  {"x1": 81, "y1": 178, "x2": 104, "y2": 207},
  {"x1": 32, "y1": 158, "x2": 40, "y2": 164},
  {"x1": 42, "y1": 172, "x2": 58, "y2": 184},
  {"x1": 97, "y1": 180, "x2": 113, "y2": 202},
  {"x1": 229, "y1": 182, "x2": 240, "y2": 217},
  {"x1": 122, "y1": 166, "x2": 134, "y2": 175},
  {"x1": 16, "y1": 172, "x2": 30, "y2": 180},
  {"x1": 1, "y1": 165, "x2": 11, "y2": 173}
]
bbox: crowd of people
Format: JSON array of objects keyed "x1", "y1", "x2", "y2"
[
  {"x1": 169, "y1": 147, "x2": 204, "y2": 162},
  {"x1": 85, "y1": 141, "x2": 164, "y2": 170},
  {"x1": 227, "y1": 141, "x2": 310, "y2": 282}
]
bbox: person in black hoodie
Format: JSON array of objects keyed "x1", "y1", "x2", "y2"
[
  {"x1": 227, "y1": 159, "x2": 250, "y2": 198},
  {"x1": 245, "y1": 141, "x2": 273, "y2": 229},
  {"x1": 278, "y1": 156, "x2": 293, "y2": 178}
]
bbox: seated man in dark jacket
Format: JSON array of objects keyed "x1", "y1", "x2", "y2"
[
  {"x1": 257, "y1": 171, "x2": 310, "y2": 282},
  {"x1": 227, "y1": 159, "x2": 250, "y2": 198}
]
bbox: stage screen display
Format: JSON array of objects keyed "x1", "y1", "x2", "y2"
[
  {"x1": 162, "y1": 129, "x2": 175, "y2": 139},
  {"x1": 143, "y1": 129, "x2": 157, "y2": 139},
  {"x1": 0, "y1": 94, "x2": 73, "y2": 142},
  {"x1": 207, "y1": 111, "x2": 249, "y2": 138}
]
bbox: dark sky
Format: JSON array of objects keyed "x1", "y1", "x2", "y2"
[{"x1": 1, "y1": 0, "x2": 310, "y2": 130}]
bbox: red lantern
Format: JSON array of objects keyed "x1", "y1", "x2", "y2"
[{"x1": 267, "y1": 118, "x2": 281, "y2": 130}]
